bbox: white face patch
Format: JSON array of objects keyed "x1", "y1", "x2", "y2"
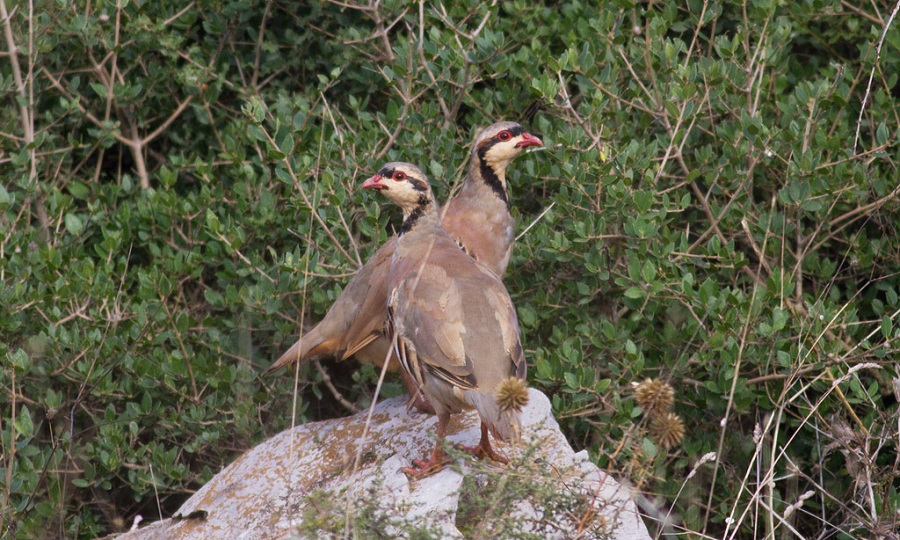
[
  {"x1": 383, "y1": 173, "x2": 429, "y2": 210},
  {"x1": 395, "y1": 181, "x2": 420, "y2": 205},
  {"x1": 484, "y1": 141, "x2": 522, "y2": 174}
]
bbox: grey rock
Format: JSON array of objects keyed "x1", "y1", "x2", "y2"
[{"x1": 119, "y1": 389, "x2": 650, "y2": 539}]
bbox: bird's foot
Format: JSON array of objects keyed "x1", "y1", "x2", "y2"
[
  {"x1": 455, "y1": 441, "x2": 509, "y2": 464},
  {"x1": 402, "y1": 453, "x2": 450, "y2": 478}
]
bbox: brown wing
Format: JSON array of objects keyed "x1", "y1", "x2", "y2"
[
  {"x1": 337, "y1": 239, "x2": 394, "y2": 362},
  {"x1": 390, "y1": 233, "x2": 475, "y2": 389},
  {"x1": 390, "y1": 231, "x2": 522, "y2": 392}
]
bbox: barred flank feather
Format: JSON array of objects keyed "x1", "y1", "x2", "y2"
[{"x1": 496, "y1": 377, "x2": 529, "y2": 412}]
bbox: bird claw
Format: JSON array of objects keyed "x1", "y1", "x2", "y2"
[
  {"x1": 402, "y1": 455, "x2": 450, "y2": 478},
  {"x1": 455, "y1": 442, "x2": 509, "y2": 464}
]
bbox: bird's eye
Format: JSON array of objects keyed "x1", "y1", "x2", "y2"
[
  {"x1": 394, "y1": 172, "x2": 406, "y2": 181},
  {"x1": 497, "y1": 131, "x2": 511, "y2": 141}
]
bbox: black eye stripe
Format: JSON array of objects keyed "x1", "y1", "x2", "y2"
[
  {"x1": 498, "y1": 125, "x2": 525, "y2": 139},
  {"x1": 476, "y1": 125, "x2": 527, "y2": 153},
  {"x1": 372, "y1": 164, "x2": 428, "y2": 192}
]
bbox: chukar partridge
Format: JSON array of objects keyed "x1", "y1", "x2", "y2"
[
  {"x1": 265, "y1": 123, "x2": 542, "y2": 412},
  {"x1": 362, "y1": 162, "x2": 529, "y2": 477}
]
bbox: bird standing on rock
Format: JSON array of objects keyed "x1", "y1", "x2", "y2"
[
  {"x1": 264, "y1": 122, "x2": 542, "y2": 413},
  {"x1": 362, "y1": 162, "x2": 529, "y2": 478}
]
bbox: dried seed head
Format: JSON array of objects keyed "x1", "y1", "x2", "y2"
[
  {"x1": 496, "y1": 377, "x2": 529, "y2": 412},
  {"x1": 649, "y1": 412, "x2": 685, "y2": 450},
  {"x1": 634, "y1": 378, "x2": 675, "y2": 416}
]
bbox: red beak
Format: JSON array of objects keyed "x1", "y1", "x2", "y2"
[
  {"x1": 361, "y1": 174, "x2": 386, "y2": 190},
  {"x1": 515, "y1": 132, "x2": 544, "y2": 148}
]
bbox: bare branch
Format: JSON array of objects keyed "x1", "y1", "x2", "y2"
[
  {"x1": 251, "y1": 0, "x2": 270, "y2": 88},
  {"x1": 853, "y1": 0, "x2": 900, "y2": 151},
  {"x1": 140, "y1": 95, "x2": 195, "y2": 146},
  {"x1": 313, "y1": 360, "x2": 360, "y2": 414},
  {"x1": 1, "y1": 0, "x2": 31, "y2": 141},
  {"x1": 162, "y1": 1, "x2": 196, "y2": 27},
  {"x1": 44, "y1": 70, "x2": 132, "y2": 146}
]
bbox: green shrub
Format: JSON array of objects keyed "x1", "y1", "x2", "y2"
[{"x1": 1, "y1": 0, "x2": 898, "y2": 537}]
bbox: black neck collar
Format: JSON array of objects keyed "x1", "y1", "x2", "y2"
[
  {"x1": 475, "y1": 150, "x2": 509, "y2": 209},
  {"x1": 399, "y1": 195, "x2": 432, "y2": 235}
]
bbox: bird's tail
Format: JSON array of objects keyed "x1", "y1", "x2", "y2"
[
  {"x1": 262, "y1": 326, "x2": 335, "y2": 376},
  {"x1": 468, "y1": 377, "x2": 530, "y2": 442}
]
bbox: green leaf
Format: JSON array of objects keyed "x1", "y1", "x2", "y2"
[
  {"x1": 15, "y1": 406, "x2": 34, "y2": 438},
  {"x1": 242, "y1": 96, "x2": 266, "y2": 123},
  {"x1": 159, "y1": 166, "x2": 178, "y2": 188},
  {"x1": 800, "y1": 199, "x2": 822, "y2": 212},
  {"x1": 876, "y1": 122, "x2": 888, "y2": 145},
  {"x1": 204, "y1": 289, "x2": 224, "y2": 305},
  {"x1": 517, "y1": 304, "x2": 538, "y2": 327},
  {"x1": 776, "y1": 350, "x2": 792, "y2": 367},
  {"x1": 429, "y1": 159, "x2": 444, "y2": 180},
  {"x1": 68, "y1": 181, "x2": 90, "y2": 199},
  {"x1": 10, "y1": 348, "x2": 31, "y2": 370},
  {"x1": 624, "y1": 286, "x2": 645, "y2": 299},
  {"x1": 625, "y1": 340, "x2": 637, "y2": 355},
  {"x1": 275, "y1": 124, "x2": 295, "y2": 156},
  {"x1": 89, "y1": 82, "x2": 107, "y2": 99},
  {"x1": 205, "y1": 209, "x2": 221, "y2": 233},
  {"x1": 64, "y1": 213, "x2": 84, "y2": 235},
  {"x1": 641, "y1": 436, "x2": 658, "y2": 458},
  {"x1": 633, "y1": 190, "x2": 653, "y2": 213}
]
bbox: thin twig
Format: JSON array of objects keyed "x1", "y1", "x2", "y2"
[
  {"x1": 254, "y1": 105, "x2": 358, "y2": 266},
  {"x1": 1, "y1": 0, "x2": 31, "y2": 142},
  {"x1": 445, "y1": 0, "x2": 498, "y2": 125},
  {"x1": 313, "y1": 360, "x2": 360, "y2": 414},
  {"x1": 853, "y1": 0, "x2": 900, "y2": 150},
  {"x1": 706, "y1": 261, "x2": 763, "y2": 531},
  {"x1": 140, "y1": 95, "x2": 194, "y2": 147},
  {"x1": 516, "y1": 202, "x2": 556, "y2": 241},
  {"x1": 840, "y1": 0, "x2": 884, "y2": 25},
  {"x1": 417, "y1": 0, "x2": 451, "y2": 123},
  {"x1": 344, "y1": 334, "x2": 395, "y2": 536},
  {"x1": 162, "y1": 1, "x2": 195, "y2": 27},
  {"x1": 251, "y1": 0, "x2": 270, "y2": 88}
]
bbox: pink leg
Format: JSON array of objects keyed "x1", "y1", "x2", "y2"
[
  {"x1": 457, "y1": 421, "x2": 509, "y2": 464},
  {"x1": 400, "y1": 369, "x2": 436, "y2": 415},
  {"x1": 403, "y1": 413, "x2": 451, "y2": 477}
]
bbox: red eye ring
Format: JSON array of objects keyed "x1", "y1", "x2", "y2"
[
  {"x1": 395, "y1": 172, "x2": 406, "y2": 180},
  {"x1": 497, "y1": 130, "x2": 511, "y2": 141}
]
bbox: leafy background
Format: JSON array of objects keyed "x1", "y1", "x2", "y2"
[{"x1": 1, "y1": 0, "x2": 899, "y2": 538}]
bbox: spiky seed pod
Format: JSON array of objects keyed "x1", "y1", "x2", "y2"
[
  {"x1": 649, "y1": 412, "x2": 685, "y2": 450},
  {"x1": 634, "y1": 378, "x2": 675, "y2": 416},
  {"x1": 496, "y1": 377, "x2": 529, "y2": 412}
]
